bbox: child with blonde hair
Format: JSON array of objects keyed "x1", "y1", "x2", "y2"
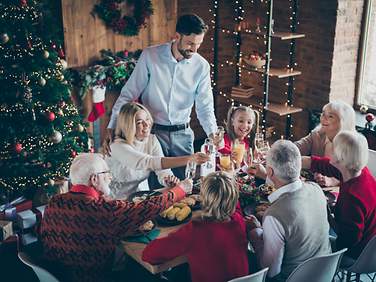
[{"x1": 142, "y1": 171, "x2": 249, "y2": 282}]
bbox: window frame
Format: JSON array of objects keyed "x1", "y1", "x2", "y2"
[{"x1": 355, "y1": 0, "x2": 375, "y2": 112}]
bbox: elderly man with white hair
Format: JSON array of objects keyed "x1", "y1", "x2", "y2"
[
  {"x1": 248, "y1": 140, "x2": 331, "y2": 281},
  {"x1": 303, "y1": 130, "x2": 376, "y2": 261},
  {"x1": 40, "y1": 153, "x2": 192, "y2": 282}
]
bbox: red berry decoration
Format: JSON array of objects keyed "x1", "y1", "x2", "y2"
[
  {"x1": 46, "y1": 111, "x2": 56, "y2": 122},
  {"x1": 71, "y1": 150, "x2": 77, "y2": 157},
  {"x1": 366, "y1": 113, "x2": 375, "y2": 123},
  {"x1": 15, "y1": 143, "x2": 23, "y2": 153}
]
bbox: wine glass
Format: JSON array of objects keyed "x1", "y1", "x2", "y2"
[
  {"x1": 204, "y1": 138, "x2": 216, "y2": 169},
  {"x1": 185, "y1": 159, "x2": 197, "y2": 180},
  {"x1": 214, "y1": 126, "x2": 225, "y2": 150}
]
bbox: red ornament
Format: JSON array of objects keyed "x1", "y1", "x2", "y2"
[
  {"x1": 46, "y1": 111, "x2": 56, "y2": 122},
  {"x1": 123, "y1": 50, "x2": 129, "y2": 57},
  {"x1": 71, "y1": 150, "x2": 77, "y2": 158},
  {"x1": 51, "y1": 42, "x2": 57, "y2": 50},
  {"x1": 366, "y1": 113, "x2": 375, "y2": 123},
  {"x1": 20, "y1": 0, "x2": 27, "y2": 7},
  {"x1": 15, "y1": 143, "x2": 23, "y2": 153},
  {"x1": 58, "y1": 46, "x2": 65, "y2": 59}
]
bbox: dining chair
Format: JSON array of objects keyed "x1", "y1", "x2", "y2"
[
  {"x1": 338, "y1": 236, "x2": 376, "y2": 282},
  {"x1": 227, "y1": 268, "x2": 269, "y2": 282},
  {"x1": 368, "y1": 149, "x2": 376, "y2": 176},
  {"x1": 18, "y1": 252, "x2": 60, "y2": 282},
  {"x1": 285, "y1": 248, "x2": 347, "y2": 282}
]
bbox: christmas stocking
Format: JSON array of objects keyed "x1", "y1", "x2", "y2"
[{"x1": 88, "y1": 86, "x2": 106, "y2": 122}]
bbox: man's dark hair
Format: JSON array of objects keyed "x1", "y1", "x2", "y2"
[{"x1": 176, "y1": 14, "x2": 208, "y2": 35}]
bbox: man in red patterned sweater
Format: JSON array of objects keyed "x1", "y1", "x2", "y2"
[{"x1": 40, "y1": 153, "x2": 191, "y2": 282}]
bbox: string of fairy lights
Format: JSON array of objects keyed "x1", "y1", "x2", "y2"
[{"x1": 209, "y1": 0, "x2": 302, "y2": 139}]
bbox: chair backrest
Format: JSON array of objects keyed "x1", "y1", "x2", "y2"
[
  {"x1": 227, "y1": 268, "x2": 269, "y2": 282},
  {"x1": 285, "y1": 249, "x2": 347, "y2": 282},
  {"x1": 347, "y1": 236, "x2": 376, "y2": 274},
  {"x1": 18, "y1": 252, "x2": 59, "y2": 282},
  {"x1": 368, "y1": 149, "x2": 376, "y2": 176}
]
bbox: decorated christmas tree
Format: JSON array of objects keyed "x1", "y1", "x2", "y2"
[{"x1": 0, "y1": 0, "x2": 89, "y2": 203}]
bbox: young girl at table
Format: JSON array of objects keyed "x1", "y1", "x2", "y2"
[
  {"x1": 142, "y1": 171, "x2": 249, "y2": 282},
  {"x1": 218, "y1": 106, "x2": 259, "y2": 167}
]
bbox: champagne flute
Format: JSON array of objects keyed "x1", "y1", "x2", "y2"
[
  {"x1": 204, "y1": 138, "x2": 216, "y2": 169},
  {"x1": 185, "y1": 159, "x2": 197, "y2": 180}
]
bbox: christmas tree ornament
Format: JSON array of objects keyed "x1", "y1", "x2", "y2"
[
  {"x1": 1, "y1": 33, "x2": 10, "y2": 44},
  {"x1": 20, "y1": 0, "x2": 27, "y2": 7},
  {"x1": 71, "y1": 150, "x2": 77, "y2": 157},
  {"x1": 58, "y1": 46, "x2": 65, "y2": 59},
  {"x1": 60, "y1": 59, "x2": 68, "y2": 69},
  {"x1": 57, "y1": 109, "x2": 64, "y2": 116},
  {"x1": 50, "y1": 130, "x2": 62, "y2": 144},
  {"x1": 48, "y1": 179, "x2": 55, "y2": 186},
  {"x1": 46, "y1": 111, "x2": 56, "y2": 121},
  {"x1": 76, "y1": 124, "x2": 84, "y2": 132},
  {"x1": 57, "y1": 74, "x2": 65, "y2": 81},
  {"x1": 360, "y1": 105, "x2": 368, "y2": 114},
  {"x1": 38, "y1": 77, "x2": 46, "y2": 86},
  {"x1": 43, "y1": 50, "x2": 49, "y2": 59},
  {"x1": 15, "y1": 143, "x2": 23, "y2": 153},
  {"x1": 366, "y1": 113, "x2": 375, "y2": 123}
]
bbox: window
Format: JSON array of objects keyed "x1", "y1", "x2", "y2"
[{"x1": 356, "y1": 0, "x2": 376, "y2": 110}]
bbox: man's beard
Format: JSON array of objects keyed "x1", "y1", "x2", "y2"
[{"x1": 178, "y1": 39, "x2": 194, "y2": 59}]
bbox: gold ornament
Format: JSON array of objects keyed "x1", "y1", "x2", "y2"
[
  {"x1": 48, "y1": 179, "x2": 55, "y2": 186},
  {"x1": 76, "y1": 124, "x2": 84, "y2": 132},
  {"x1": 1, "y1": 33, "x2": 9, "y2": 44},
  {"x1": 57, "y1": 74, "x2": 65, "y2": 81},
  {"x1": 43, "y1": 50, "x2": 50, "y2": 59},
  {"x1": 60, "y1": 59, "x2": 68, "y2": 70},
  {"x1": 38, "y1": 77, "x2": 46, "y2": 86}
]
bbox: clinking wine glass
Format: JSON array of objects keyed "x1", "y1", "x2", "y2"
[
  {"x1": 185, "y1": 159, "x2": 197, "y2": 180},
  {"x1": 204, "y1": 138, "x2": 216, "y2": 169}
]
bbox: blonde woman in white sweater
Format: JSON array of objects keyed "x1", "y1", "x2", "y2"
[{"x1": 106, "y1": 102, "x2": 208, "y2": 199}]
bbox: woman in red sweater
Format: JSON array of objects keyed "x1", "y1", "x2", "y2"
[
  {"x1": 302, "y1": 131, "x2": 376, "y2": 259},
  {"x1": 142, "y1": 171, "x2": 249, "y2": 282}
]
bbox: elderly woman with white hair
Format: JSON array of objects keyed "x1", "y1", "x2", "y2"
[
  {"x1": 302, "y1": 131, "x2": 376, "y2": 259},
  {"x1": 106, "y1": 102, "x2": 208, "y2": 199},
  {"x1": 295, "y1": 101, "x2": 356, "y2": 186}
]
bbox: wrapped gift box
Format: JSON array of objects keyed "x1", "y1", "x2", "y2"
[
  {"x1": 0, "y1": 197, "x2": 32, "y2": 221},
  {"x1": 20, "y1": 233, "x2": 38, "y2": 246},
  {"x1": 16, "y1": 205, "x2": 46, "y2": 230},
  {"x1": 0, "y1": 220, "x2": 13, "y2": 241}
]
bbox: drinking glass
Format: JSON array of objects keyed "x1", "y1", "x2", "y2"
[
  {"x1": 254, "y1": 140, "x2": 270, "y2": 165},
  {"x1": 232, "y1": 140, "x2": 246, "y2": 168},
  {"x1": 204, "y1": 138, "x2": 216, "y2": 169},
  {"x1": 255, "y1": 133, "x2": 264, "y2": 149},
  {"x1": 185, "y1": 159, "x2": 197, "y2": 180},
  {"x1": 214, "y1": 126, "x2": 225, "y2": 150},
  {"x1": 219, "y1": 153, "x2": 232, "y2": 170}
]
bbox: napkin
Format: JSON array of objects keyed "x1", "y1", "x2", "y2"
[{"x1": 125, "y1": 228, "x2": 160, "y2": 244}]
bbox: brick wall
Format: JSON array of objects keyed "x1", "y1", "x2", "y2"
[{"x1": 179, "y1": 0, "x2": 365, "y2": 141}]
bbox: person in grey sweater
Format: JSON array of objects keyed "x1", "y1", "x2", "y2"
[{"x1": 247, "y1": 140, "x2": 331, "y2": 281}]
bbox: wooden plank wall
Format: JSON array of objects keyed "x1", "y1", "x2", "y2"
[
  {"x1": 61, "y1": 0, "x2": 178, "y2": 68},
  {"x1": 61, "y1": 0, "x2": 178, "y2": 145}
]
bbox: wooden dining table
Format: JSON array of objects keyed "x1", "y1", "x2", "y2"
[{"x1": 121, "y1": 210, "x2": 202, "y2": 274}]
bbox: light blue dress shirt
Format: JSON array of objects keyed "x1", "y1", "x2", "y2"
[{"x1": 108, "y1": 42, "x2": 217, "y2": 136}]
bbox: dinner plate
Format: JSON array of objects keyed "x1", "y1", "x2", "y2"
[
  {"x1": 128, "y1": 191, "x2": 162, "y2": 203},
  {"x1": 156, "y1": 212, "x2": 192, "y2": 226}
]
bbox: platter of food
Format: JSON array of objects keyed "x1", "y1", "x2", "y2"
[
  {"x1": 128, "y1": 191, "x2": 162, "y2": 204},
  {"x1": 127, "y1": 220, "x2": 156, "y2": 237},
  {"x1": 157, "y1": 202, "x2": 192, "y2": 226}
]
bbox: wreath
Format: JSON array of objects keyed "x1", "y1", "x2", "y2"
[{"x1": 93, "y1": 0, "x2": 153, "y2": 36}]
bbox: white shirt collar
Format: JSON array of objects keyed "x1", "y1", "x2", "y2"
[{"x1": 268, "y1": 179, "x2": 303, "y2": 203}]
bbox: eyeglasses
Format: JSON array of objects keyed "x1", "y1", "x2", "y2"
[{"x1": 97, "y1": 170, "x2": 112, "y2": 176}]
